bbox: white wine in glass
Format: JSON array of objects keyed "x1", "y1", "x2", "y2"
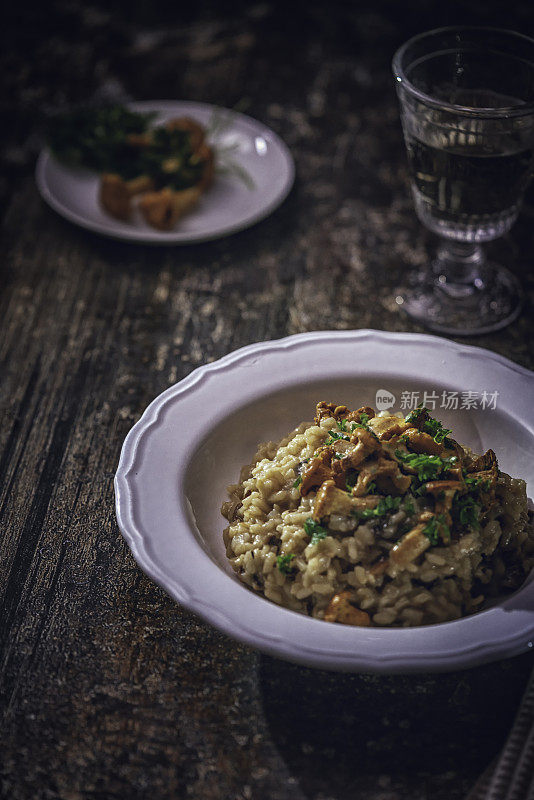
[{"x1": 392, "y1": 27, "x2": 534, "y2": 335}]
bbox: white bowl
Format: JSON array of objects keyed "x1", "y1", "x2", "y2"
[{"x1": 115, "y1": 330, "x2": 534, "y2": 672}]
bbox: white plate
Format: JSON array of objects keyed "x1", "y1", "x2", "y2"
[
  {"x1": 114, "y1": 330, "x2": 534, "y2": 672},
  {"x1": 36, "y1": 101, "x2": 295, "y2": 244}
]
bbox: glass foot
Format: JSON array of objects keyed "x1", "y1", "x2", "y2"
[{"x1": 395, "y1": 261, "x2": 522, "y2": 336}]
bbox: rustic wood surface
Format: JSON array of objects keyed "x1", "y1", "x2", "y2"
[{"x1": 1, "y1": 2, "x2": 534, "y2": 799}]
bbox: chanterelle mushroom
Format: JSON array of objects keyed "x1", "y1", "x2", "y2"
[
  {"x1": 331, "y1": 428, "x2": 381, "y2": 487},
  {"x1": 139, "y1": 186, "x2": 202, "y2": 230},
  {"x1": 352, "y1": 456, "x2": 412, "y2": 496},
  {"x1": 300, "y1": 446, "x2": 335, "y2": 496},
  {"x1": 299, "y1": 404, "x2": 505, "y2": 582},
  {"x1": 323, "y1": 591, "x2": 371, "y2": 626},
  {"x1": 388, "y1": 524, "x2": 432, "y2": 572},
  {"x1": 402, "y1": 428, "x2": 444, "y2": 456},
  {"x1": 422, "y1": 479, "x2": 464, "y2": 525},
  {"x1": 314, "y1": 402, "x2": 348, "y2": 424},
  {"x1": 368, "y1": 415, "x2": 408, "y2": 441},
  {"x1": 313, "y1": 480, "x2": 379, "y2": 520},
  {"x1": 314, "y1": 402, "x2": 375, "y2": 426}
]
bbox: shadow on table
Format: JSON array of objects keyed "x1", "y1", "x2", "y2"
[
  {"x1": 258, "y1": 651, "x2": 533, "y2": 795},
  {"x1": 37, "y1": 174, "x2": 302, "y2": 281}
]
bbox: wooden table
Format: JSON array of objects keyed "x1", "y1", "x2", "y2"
[{"x1": 2, "y1": 3, "x2": 533, "y2": 798}]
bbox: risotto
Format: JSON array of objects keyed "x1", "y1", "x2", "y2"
[{"x1": 222, "y1": 402, "x2": 534, "y2": 627}]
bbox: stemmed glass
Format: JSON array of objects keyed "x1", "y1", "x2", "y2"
[{"x1": 392, "y1": 28, "x2": 534, "y2": 335}]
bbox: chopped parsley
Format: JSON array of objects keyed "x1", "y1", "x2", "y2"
[
  {"x1": 350, "y1": 413, "x2": 371, "y2": 433},
  {"x1": 405, "y1": 406, "x2": 426, "y2": 425},
  {"x1": 422, "y1": 417, "x2": 453, "y2": 445},
  {"x1": 405, "y1": 406, "x2": 453, "y2": 446},
  {"x1": 359, "y1": 495, "x2": 402, "y2": 519},
  {"x1": 452, "y1": 493, "x2": 481, "y2": 529},
  {"x1": 367, "y1": 481, "x2": 377, "y2": 495},
  {"x1": 304, "y1": 518, "x2": 329, "y2": 544},
  {"x1": 325, "y1": 430, "x2": 350, "y2": 445},
  {"x1": 46, "y1": 105, "x2": 155, "y2": 174},
  {"x1": 404, "y1": 498, "x2": 415, "y2": 515},
  {"x1": 336, "y1": 419, "x2": 349, "y2": 432},
  {"x1": 277, "y1": 554, "x2": 296, "y2": 574},
  {"x1": 465, "y1": 475, "x2": 491, "y2": 492},
  {"x1": 423, "y1": 514, "x2": 451, "y2": 545},
  {"x1": 304, "y1": 517, "x2": 328, "y2": 544},
  {"x1": 395, "y1": 450, "x2": 457, "y2": 482},
  {"x1": 293, "y1": 475, "x2": 302, "y2": 488}
]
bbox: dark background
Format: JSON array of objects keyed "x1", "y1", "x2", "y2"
[
  {"x1": 3, "y1": 0, "x2": 534, "y2": 217},
  {"x1": 1, "y1": 2, "x2": 533, "y2": 799}
]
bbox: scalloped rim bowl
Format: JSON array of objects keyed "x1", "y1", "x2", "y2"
[{"x1": 115, "y1": 330, "x2": 534, "y2": 672}]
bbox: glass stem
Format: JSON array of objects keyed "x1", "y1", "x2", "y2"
[{"x1": 432, "y1": 239, "x2": 486, "y2": 299}]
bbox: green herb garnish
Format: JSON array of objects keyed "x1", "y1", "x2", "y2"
[
  {"x1": 293, "y1": 475, "x2": 302, "y2": 488},
  {"x1": 359, "y1": 495, "x2": 402, "y2": 519},
  {"x1": 395, "y1": 450, "x2": 457, "y2": 482},
  {"x1": 465, "y1": 476, "x2": 491, "y2": 492},
  {"x1": 277, "y1": 554, "x2": 296, "y2": 574},
  {"x1": 421, "y1": 417, "x2": 453, "y2": 445},
  {"x1": 47, "y1": 104, "x2": 210, "y2": 189},
  {"x1": 143, "y1": 125, "x2": 206, "y2": 189},
  {"x1": 422, "y1": 514, "x2": 451, "y2": 545},
  {"x1": 350, "y1": 413, "x2": 371, "y2": 433},
  {"x1": 325, "y1": 430, "x2": 350, "y2": 445},
  {"x1": 404, "y1": 499, "x2": 415, "y2": 515},
  {"x1": 405, "y1": 405, "x2": 425, "y2": 425},
  {"x1": 336, "y1": 419, "x2": 348, "y2": 432},
  {"x1": 452, "y1": 494, "x2": 481, "y2": 529},
  {"x1": 304, "y1": 518, "x2": 328, "y2": 544},
  {"x1": 405, "y1": 406, "x2": 453, "y2": 446},
  {"x1": 47, "y1": 105, "x2": 155, "y2": 174}
]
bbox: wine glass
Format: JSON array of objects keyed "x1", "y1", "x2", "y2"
[{"x1": 392, "y1": 27, "x2": 534, "y2": 335}]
